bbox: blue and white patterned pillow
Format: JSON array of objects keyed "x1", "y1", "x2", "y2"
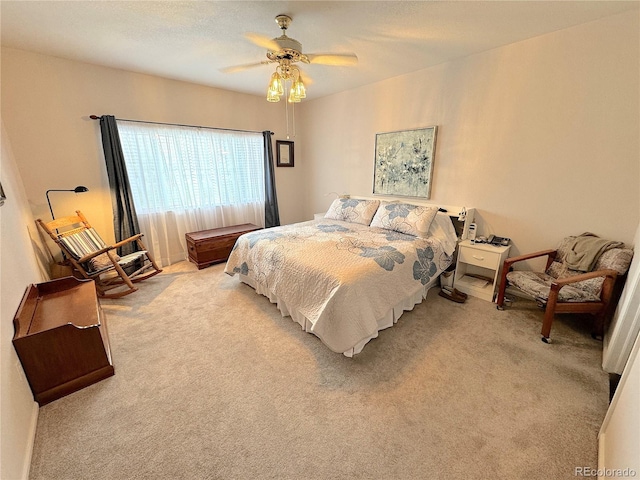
[
  {"x1": 324, "y1": 198, "x2": 380, "y2": 225},
  {"x1": 370, "y1": 202, "x2": 439, "y2": 238}
]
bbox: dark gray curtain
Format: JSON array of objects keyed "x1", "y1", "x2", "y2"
[
  {"x1": 263, "y1": 131, "x2": 280, "y2": 228},
  {"x1": 99, "y1": 115, "x2": 140, "y2": 255}
]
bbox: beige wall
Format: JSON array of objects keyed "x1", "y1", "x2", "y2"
[
  {"x1": 0, "y1": 48, "x2": 308, "y2": 249},
  {"x1": 0, "y1": 49, "x2": 307, "y2": 477},
  {"x1": 298, "y1": 11, "x2": 640, "y2": 259},
  {"x1": 0, "y1": 122, "x2": 44, "y2": 480}
]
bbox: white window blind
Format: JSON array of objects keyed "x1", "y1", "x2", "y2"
[
  {"x1": 117, "y1": 121, "x2": 265, "y2": 214},
  {"x1": 116, "y1": 121, "x2": 266, "y2": 266}
]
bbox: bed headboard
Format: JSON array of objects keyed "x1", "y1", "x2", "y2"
[{"x1": 347, "y1": 195, "x2": 475, "y2": 241}]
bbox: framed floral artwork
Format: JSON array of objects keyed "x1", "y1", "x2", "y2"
[{"x1": 373, "y1": 126, "x2": 437, "y2": 199}]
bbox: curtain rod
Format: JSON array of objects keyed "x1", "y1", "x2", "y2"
[{"x1": 89, "y1": 115, "x2": 271, "y2": 135}]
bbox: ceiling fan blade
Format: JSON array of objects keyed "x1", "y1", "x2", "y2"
[
  {"x1": 220, "y1": 60, "x2": 274, "y2": 74},
  {"x1": 244, "y1": 33, "x2": 281, "y2": 52},
  {"x1": 297, "y1": 68, "x2": 313, "y2": 86},
  {"x1": 305, "y1": 53, "x2": 358, "y2": 66}
]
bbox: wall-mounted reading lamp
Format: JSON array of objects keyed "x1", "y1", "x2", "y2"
[{"x1": 46, "y1": 186, "x2": 89, "y2": 220}]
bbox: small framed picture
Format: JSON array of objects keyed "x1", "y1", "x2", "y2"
[{"x1": 276, "y1": 140, "x2": 294, "y2": 167}]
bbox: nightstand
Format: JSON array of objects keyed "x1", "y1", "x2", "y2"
[{"x1": 454, "y1": 240, "x2": 511, "y2": 302}]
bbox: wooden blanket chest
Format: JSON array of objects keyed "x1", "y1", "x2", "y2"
[
  {"x1": 185, "y1": 223, "x2": 260, "y2": 269},
  {"x1": 13, "y1": 277, "x2": 114, "y2": 405}
]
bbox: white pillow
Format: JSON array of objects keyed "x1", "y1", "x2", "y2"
[
  {"x1": 427, "y1": 212, "x2": 459, "y2": 256},
  {"x1": 324, "y1": 198, "x2": 380, "y2": 225},
  {"x1": 370, "y1": 201, "x2": 439, "y2": 238}
]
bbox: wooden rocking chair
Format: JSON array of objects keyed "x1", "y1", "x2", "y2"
[{"x1": 37, "y1": 211, "x2": 162, "y2": 298}]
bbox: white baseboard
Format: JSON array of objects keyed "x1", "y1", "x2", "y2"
[
  {"x1": 21, "y1": 402, "x2": 39, "y2": 480},
  {"x1": 598, "y1": 432, "x2": 605, "y2": 471}
]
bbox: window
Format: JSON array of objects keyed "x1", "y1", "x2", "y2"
[
  {"x1": 116, "y1": 120, "x2": 267, "y2": 266},
  {"x1": 117, "y1": 121, "x2": 265, "y2": 214}
]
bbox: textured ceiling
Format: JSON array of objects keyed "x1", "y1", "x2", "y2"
[{"x1": 1, "y1": 1, "x2": 638, "y2": 100}]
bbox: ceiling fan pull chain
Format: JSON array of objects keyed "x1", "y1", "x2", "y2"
[
  {"x1": 285, "y1": 88, "x2": 290, "y2": 139},
  {"x1": 292, "y1": 99, "x2": 296, "y2": 139}
]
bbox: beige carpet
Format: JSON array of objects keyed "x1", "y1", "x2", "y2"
[{"x1": 29, "y1": 261, "x2": 608, "y2": 479}]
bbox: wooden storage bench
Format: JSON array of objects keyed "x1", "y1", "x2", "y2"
[
  {"x1": 13, "y1": 277, "x2": 114, "y2": 406},
  {"x1": 185, "y1": 223, "x2": 260, "y2": 269}
]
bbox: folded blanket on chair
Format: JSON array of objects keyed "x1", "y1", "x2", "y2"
[{"x1": 565, "y1": 232, "x2": 623, "y2": 272}]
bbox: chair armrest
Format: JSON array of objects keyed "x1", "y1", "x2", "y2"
[
  {"x1": 112, "y1": 234, "x2": 143, "y2": 249},
  {"x1": 503, "y1": 249, "x2": 557, "y2": 270},
  {"x1": 496, "y1": 248, "x2": 558, "y2": 308},
  {"x1": 553, "y1": 269, "x2": 618, "y2": 288},
  {"x1": 549, "y1": 269, "x2": 619, "y2": 306},
  {"x1": 77, "y1": 246, "x2": 116, "y2": 263}
]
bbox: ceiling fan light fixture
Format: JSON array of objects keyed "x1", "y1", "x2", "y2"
[
  {"x1": 288, "y1": 88, "x2": 301, "y2": 103},
  {"x1": 267, "y1": 89, "x2": 281, "y2": 102},
  {"x1": 268, "y1": 72, "x2": 284, "y2": 95},
  {"x1": 292, "y1": 78, "x2": 306, "y2": 99}
]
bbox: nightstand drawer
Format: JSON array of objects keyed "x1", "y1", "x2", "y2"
[{"x1": 459, "y1": 247, "x2": 501, "y2": 269}]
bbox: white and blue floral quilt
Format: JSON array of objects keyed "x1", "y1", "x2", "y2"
[{"x1": 224, "y1": 219, "x2": 453, "y2": 354}]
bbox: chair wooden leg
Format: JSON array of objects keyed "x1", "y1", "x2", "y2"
[
  {"x1": 130, "y1": 268, "x2": 161, "y2": 283},
  {"x1": 97, "y1": 285, "x2": 139, "y2": 299},
  {"x1": 107, "y1": 251, "x2": 137, "y2": 293},
  {"x1": 496, "y1": 263, "x2": 509, "y2": 310},
  {"x1": 541, "y1": 287, "x2": 559, "y2": 343},
  {"x1": 591, "y1": 312, "x2": 605, "y2": 340},
  {"x1": 541, "y1": 307, "x2": 554, "y2": 343},
  {"x1": 136, "y1": 238, "x2": 162, "y2": 272}
]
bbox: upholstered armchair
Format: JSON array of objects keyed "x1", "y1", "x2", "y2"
[{"x1": 496, "y1": 235, "x2": 633, "y2": 343}]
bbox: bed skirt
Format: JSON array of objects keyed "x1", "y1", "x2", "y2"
[{"x1": 238, "y1": 274, "x2": 438, "y2": 357}]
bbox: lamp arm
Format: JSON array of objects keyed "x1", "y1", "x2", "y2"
[{"x1": 45, "y1": 188, "x2": 87, "y2": 220}]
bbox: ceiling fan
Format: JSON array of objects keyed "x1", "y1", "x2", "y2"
[{"x1": 222, "y1": 14, "x2": 358, "y2": 102}]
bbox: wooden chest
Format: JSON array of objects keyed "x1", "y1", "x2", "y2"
[
  {"x1": 185, "y1": 223, "x2": 260, "y2": 269},
  {"x1": 13, "y1": 277, "x2": 114, "y2": 406}
]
